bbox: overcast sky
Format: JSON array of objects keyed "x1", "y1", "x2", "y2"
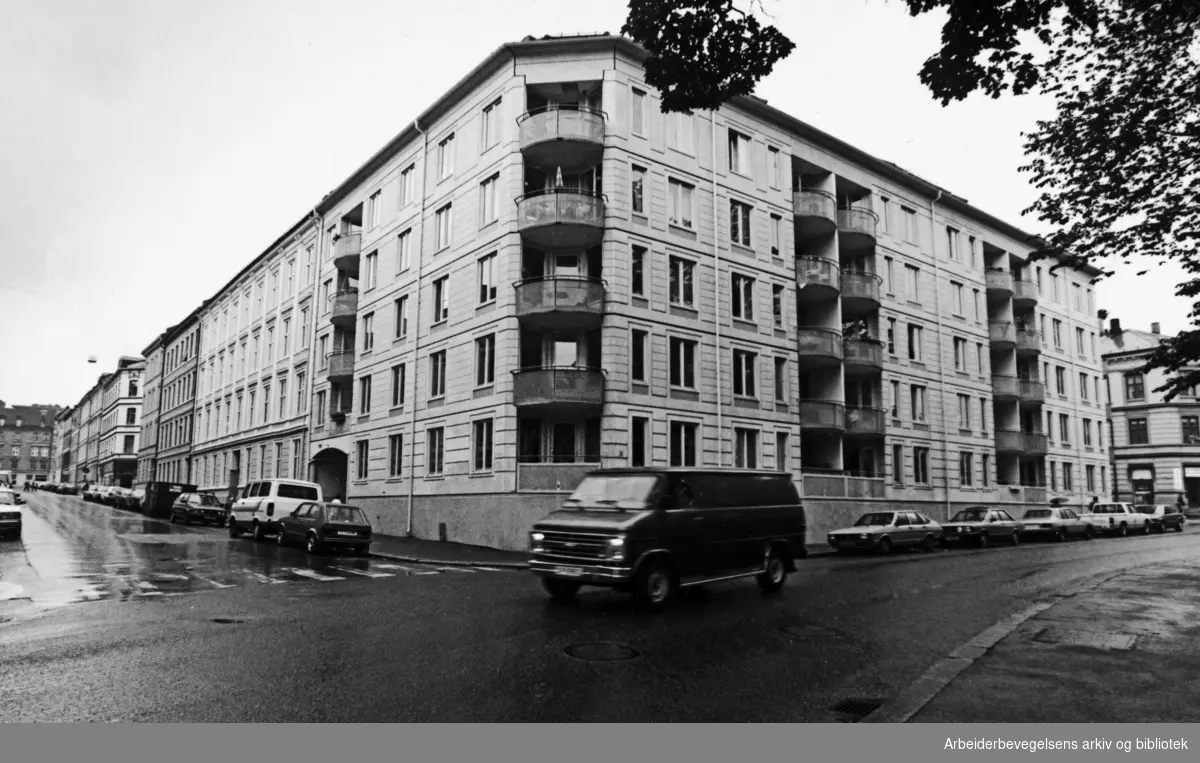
[{"x1": 0, "y1": 0, "x2": 1186, "y2": 408}]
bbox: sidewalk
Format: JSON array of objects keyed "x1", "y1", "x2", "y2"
[{"x1": 868, "y1": 560, "x2": 1200, "y2": 723}]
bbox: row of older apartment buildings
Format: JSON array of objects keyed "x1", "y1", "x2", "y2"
[
  {"x1": 45, "y1": 356, "x2": 144, "y2": 488},
  {"x1": 44, "y1": 33, "x2": 1187, "y2": 550},
  {"x1": 0, "y1": 402, "x2": 61, "y2": 486}
]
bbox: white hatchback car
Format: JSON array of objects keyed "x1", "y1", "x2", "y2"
[{"x1": 228, "y1": 479, "x2": 324, "y2": 542}]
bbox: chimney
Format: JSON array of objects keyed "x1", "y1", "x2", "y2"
[
  {"x1": 1110, "y1": 318, "x2": 1122, "y2": 334},
  {"x1": 1151, "y1": 322, "x2": 1161, "y2": 335}
]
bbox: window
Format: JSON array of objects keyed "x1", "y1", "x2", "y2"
[
  {"x1": 262, "y1": 384, "x2": 271, "y2": 422},
  {"x1": 890, "y1": 380, "x2": 901, "y2": 418},
  {"x1": 359, "y1": 376, "x2": 372, "y2": 414},
  {"x1": 429, "y1": 351, "x2": 447, "y2": 398},
  {"x1": 296, "y1": 372, "x2": 305, "y2": 413},
  {"x1": 1083, "y1": 419, "x2": 1094, "y2": 446},
  {"x1": 432, "y1": 276, "x2": 449, "y2": 322},
  {"x1": 732, "y1": 350, "x2": 757, "y2": 397},
  {"x1": 320, "y1": 279, "x2": 331, "y2": 312},
  {"x1": 775, "y1": 431, "x2": 788, "y2": 471},
  {"x1": 631, "y1": 89, "x2": 647, "y2": 136},
  {"x1": 1086, "y1": 464, "x2": 1095, "y2": 492},
  {"x1": 669, "y1": 420, "x2": 697, "y2": 466},
  {"x1": 1072, "y1": 282, "x2": 1081, "y2": 310},
  {"x1": 914, "y1": 447, "x2": 929, "y2": 484},
  {"x1": 946, "y1": 227, "x2": 960, "y2": 260},
  {"x1": 907, "y1": 324, "x2": 923, "y2": 361},
  {"x1": 1056, "y1": 366, "x2": 1066, "y2": 395},
  {"x1": 979, "y1": 398, "x2": 988, "y2": 431},
  {"x1": 477, "y1": 253, "x2": 497, "y2": 303},
  {"x1": 388, "y1": 434, "x2": 403, "y2": 477},
  {"x1": 123, "y1": 435, "x2": 135, "y2": 454},
  {"x1": 1049, "y1": 460, "x2": 1057, "y2": 491},
  {"x1": 892, "y1": 443, "x2": 904, "y2": 484},
  {"x1": 734, "y1": 428, "x2": 758, "y2": 468},
  {"x1": 952, "y1": 282, "x2": 964, "y2": 314},
  {"x1": 887, "y1": 318, "x2": 897, "y2": 355},
  {"x1": 959, "y1": 451, "x2": 973, "y2": 486},
  {"x1": 631, "y1": 245, "x2": 646, "y2": 296},
  {"x1": 667, "y1": 111, "x2": 694, "y2": 154},
  {"x1": 631, "y1": 165, "x2": 646, "y2": 214},
  {"x1": 973, "y1": 289, "x2": 981, "y2": 320},
  {"x1": 282, "y1": 318, "x2": 291, "y2": 356},
  {"x1": 770, "y1": 214, "x2": 782, "y2": 255},
  {"x1": 730, "y1": 200, "x2": 752, "y2": 246},
  {"x1": 910, "y1": 385, "x2": 927, "y2": 423},
  {"x1": 668, "y1": 256, "x2": 695, "y2": 306},
  {"x1": 1090, "y1": 332, "x2": 1097, "y2": 359},
  {"x1": 369, "y1": 190, "x2": 382, "y2": 229},
  {"x1": 1080, "y1": 372, "x2": 1089, "y2": 400},
  {"x1": 473, "y1": 418, "x2": 494, "y2": 471},
  {"x1": 953, "y1": 337, "x2": 967, "y2": 370},
  {"x1": 731, "y1": 273, "x2": 755, "y2": 320},
  {"x1": 631, "y1": 330, "x2": 648, "y2": 383},
  {"x1": 1052, "y1": 319, "x2": 1062, "y2": 347},
  {"x1": 631, "y1": 416, "x2": 649, "y2": 467},
  {"x1": 976, "y1": 344, "x2": 984, "y2": 374},
  {"x1": 1059, "y1": 413, "x2": 1070, "y2": 444},
  {"x1": 1051, "y1": 272, "x2": 1061, "y2": 301},
  {"x1": 479, "y1": 174, "x2": 499, "y2": 225},
  {"x1": 1046, "y1": 411, "x2": 1054, "y2": 440},
  {"x1": 902, "y1": 207, "x2": 918, "y2": 243},
  {"x1": 397, "y1": 229, "x2": 412, "y2": 272},
  {"x1": 905, "y1": 265, "x2": 920, "y2": 301},
  {"x1": 1184, "y1": 416, "x2": 1200, "y2": 443},
  {"x1": 279, "y1": 378, "x2": 288, "y2": 419},
  {"x1": 772, "y1": 284, "x2": 785, "y2": 328},
  {"x1": 774, "y1": 357, "x2": 787, "y2": 402},
  {"x1": 316, "y1": 390, "x2": 326, "y2": 421},
  {"x1": 475, "y1": 334, "x2": 495, "y2": 386},
  {"x1": 1075, "y1": 327, "x2": 1085, "y2": 355},
  {"x1": 437, "y1": 134, "x2": 454, "y2": 180},
  {"x1": 362, "y1": 312, "x2": 375, "y2": 352},
  {"x1": 668, "y1": 179, "x2": 694, "y2": 229},
  {"x1": 728, "y1": 130, "x2": 752, "y2": 175},
  {"x1": 481, "y1": 99, "x2": 501, "y2": 150},
  {"x1": 129, "y1": 379, "x2": 139, "y2": 397},
  {"x1": 435, "y1": 204, "x2": 452, "y2": 249},
  {"x1": 286, "y1": 258, "x2": 295, "y2": 297},
  {"x1": 1125, "y1": 372, "x2": 1145, "y2": 401},
  {"x1": 669, "y1": 337, "x2": 697, "y2": 388},
  {"x1": 354, "y1": 440, "x2": 369, "y2": 480},
  {"x1": 391, "y1": 364, "x2": 406, "y2": 407},
  {"x1": 426, "y1": 428, "x2": 445, "y2": 476},
  {"x1": 1062, "y1": 463, "x2": 1073, "y2": 492},
  {"x1": 394, "y1": 296, "x2": 409, "y2": 338},
  {"x1": 958, "y1": 394, "x2": 971, "y2": 430},
  {"x1": 768, "y1": 147, "x2": 782, "y2": 188},
  {"x1": 125, "y1": 407, "x2": 136, "y2": 425},
  {"x1": 398, "y1": 164, "x2": 415, "y2": 207}
]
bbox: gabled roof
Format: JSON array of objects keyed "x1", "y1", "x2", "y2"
[{"x1": 1101, "y1": 329, "x2": 1164, "y2": 357}]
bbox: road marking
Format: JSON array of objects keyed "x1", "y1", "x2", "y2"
[
  {"x1": 328, "y1": 565, "x2": 394, "y2": 578},
  {"x1": 136, "y1": 581, "x2": 163, "y2": 597},
  {"x1": 0, "y1": 582, "x2": 25, "y2": 601},
  {"x1": 192, "y1": 575, "x2": 235, "y2": 589},
  {"x1": 432, "y1": 566, "x2": 476, "y2": 574},
  {"x1": 473, "y1": 566, "x2": 507, "y2": 572},
  {"x1": 373, "y1": 563, "x2": 438, "y2": 575},
  {"x1": 244, "y1": 570, "x2": 288, "y2": 585},
  {"x1": 285, "y1": 567, "x2": 345, "y2": 582}
]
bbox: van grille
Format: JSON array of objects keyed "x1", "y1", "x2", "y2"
[{"x1": 540, "y1": 530, "x2": 612, "y2": 561}]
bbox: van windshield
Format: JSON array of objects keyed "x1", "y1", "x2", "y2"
[{"x1": 565, "y1": 475, "x2": 659, "y2": 510}]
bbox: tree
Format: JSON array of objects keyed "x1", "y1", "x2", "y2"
[{"x1": 622, "y1": 0, "x2": 1199, "y2": 397}]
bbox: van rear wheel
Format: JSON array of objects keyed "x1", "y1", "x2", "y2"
[
  {"x1": 253, "y1": 522, "x2": 267, "y2": 542},
  {"x1": 632, "y1": 559, "x2": 676, "y2": 611},
  {"x1": 756, "y1": 548, "x2": 788, "y2": 594},
  {"x1": 542, "y1": 577, "x2": 582, "y2": 602}
]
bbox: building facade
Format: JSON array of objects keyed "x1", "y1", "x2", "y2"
[
  {"x1": 0, "y1": 402, "x2": 61, "y2": 485},
  {"x1": 97, "y1": 357, "x2": 145, "y2": 487},
  {"x1": 156, "y1": 312, "x2": 205, "y2": 483},
  {"x1": 52, "y1": 406, "x2": 73, "y2": 484},
  {"x1": 1102, "y1": 320, "x2": 1196, "y2": 505},
  {"x1": 135, "y1": 331, "x2": 169, "y2": 488}
]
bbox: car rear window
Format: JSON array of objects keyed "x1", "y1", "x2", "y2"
[
  {"x1": 1024, "y1": 509, "x2": 1052, "y2": 519},
  {"x1": 326, "y1": 506, "x2": 369, "y2": 525},
  {"x1": 1134, "y1": 505, "x2": 1157, "y2": 514},
  {"x1": 277, "y1": 483, "x2": 319, "y2": 500}
]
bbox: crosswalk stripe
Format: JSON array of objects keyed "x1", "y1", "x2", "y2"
[
  {"x1": 192, "y1": 575, "x2": 235, "y2": 589},
  {"x1": 372, "y1": 563, "x2": 438, "y2": 575},
  {"x1": 285, "y1": 567, "x2": 345, "y2": 582},
  {"x1": 328, "y1": 565, "x2": 394, "y2": 579},
  {"x1": 245, "y1": 570, "x2": 288, "y2": 584}
]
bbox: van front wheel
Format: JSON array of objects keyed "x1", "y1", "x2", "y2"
[
  {"x1": 632, "y1": 559, "x2": 676, "y2": 611},
  {"x1": 757, "y1": 548, "x2": 788, "y2": 594},
  {"x1": 228, "y1": 519, "x2": 241, "y2": 538}
]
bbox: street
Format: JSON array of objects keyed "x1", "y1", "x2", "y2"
[{"x1": 2, "y1": 491, "x2": 1199, "y2": 722}]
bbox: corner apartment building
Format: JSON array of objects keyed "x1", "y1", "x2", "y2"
[
  {"x1": 0, "y1": 402, "x2": 61, "y2": 485},
  {"x1": 1102, "y1": 320, "x2": 1197, "y2": 505},
  {"x1": 292, "y1": 33, "x2": 1108, "y2": 551},
  {"x1": 97, "y1": 357, "x2": 145, "y2": 487},
  {"x1": 136, "y1": 331, "x2": 169, "y2": 488},
  {"x1": 191, "y1": 218, "x2": 319, "y2": 502}
]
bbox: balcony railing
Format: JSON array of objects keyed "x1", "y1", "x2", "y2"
[
  {"x1": 516, "y1": 457, "x2": 601, "y2": 492},
  {"x1": 843, "y1": 337, "x2": 883, "y2": 372},
  {"x1": 796, "y1": 327, "x2": 843, "y2": 366},
  {"x1": 841, "y1": 270, "x2": 882, "y2": 311},
  {"x1": 986, "y1": 268, "x2": 1013, "y2": 296},
  {"x1": 1016, "y1": 328, "x2": 1041, "y2": 354},
  {"x1": 996, "y1": 429, "x2": 1025, "y2": 453},
  {"x1": 517, "y1": 106, "x2": 606, "y2": 172},
  {"x1": 512, "y1": 366, "x2": 604, "y2": 409},
  {"x1": 516, "y1": 188, "x2": 605, "y2": 249},
  {"x1": 836, "y1": 207, "x2": 878, "y2": 248},
  {"x1": 513, "y1": 276, "x2": 605, "y2": 331},
  {"x1": 330, "y1": 289, "x2": 359, "y2": 327},
  {"x1": 799, "y1": 399, "x2": 846, "y2": 431},
  {"x1": 845, "y1": 406, "x2": 886, "y2": 436},
  {"x1": 801, "y1": 468, "x2": 886, "y2": 498},
  {"x1": 1023, "y1": 432, "x2": 1049, "y2": 454},
  {"x1": 332, "y1": 233, "x2": 362, "y2": 274},
  {"x1": 795, "y1": 257, "x2": 840, "y2": 296},
  {"x1": 989, "y1": 320, "x2": 1015, "y2": 346},
  {"x1": 1012, "y1": 278, "x2": 1039, "y2": 306},
  {"x1": 793, "y1": 189, "x2": 837, "y2": 237},
  {"x1": 327, "y1": 350, "x2": 355, "y2": 381},
  {"x1": 992, "y1": 375, "x2": 1021, "y2": 399},
  {"x1": 1019, "y1": 378, "x2": 1046, "y2": 404}
]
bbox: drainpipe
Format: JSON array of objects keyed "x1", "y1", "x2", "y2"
[
  {"x1": 928, "y1": 190, "x2": 953, "y2": 520},
  {"x1": 710, "y1": 109, "x2": 724, "y2": 466},
  {"x1": 303, "y1": 208, "x2": 323, "y2": 489},
  {"x1": 406, "y1": 120, "x2": 430, "y2": 538}
]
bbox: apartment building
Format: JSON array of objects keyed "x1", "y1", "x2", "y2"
[
  {"x1": 191, "y1": 217, "x2": 319, "y2": 502},
  {"x1": 1102, "y1": 320, "x2": 1197, "y2": 505},
  {"x1": 293, "y1": 33, "x2": 1107, "y2": 551},
  {"x1": 156, "y1": 311, "x2": 205, "y2": 483},
  {"x1": 53, "y1": 406, "x2": 74, "y2": 484},
  {"x1": 136, "y1": 331, "x2": 168, "y2": 488},
  {"x1": 70, "y1": 376, "x2": 107, "y2": 485},
  {"x1": 0, "y1": 401, "x2": 61, "y2": 485},
  {"x1": 97, "y1": 357, "x2": 145, "y2": 487}
]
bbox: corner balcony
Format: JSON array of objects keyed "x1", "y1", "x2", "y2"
[
  {"x1": 1023, "y1": 432, "x2": 1049, "y2": 455},
  {"x1": 844, "y1": 405, "x2": 886, "y2": 437},
  {"x1": 1019, "y1": 378, "x2": 1047, "y2": 406},
  {"x1": 836, "y1": 207, "x2": 878, "y2": 250},
  {"x1": 989, "y1": 320, "x2": 1016, "y2": 350},
  {"x1": 332, "y1": 233, "x2": 362, "y2": 276},
  {"x1": 516, "y1": 189, "x2": 605, "y2": 250},
  {"x1": 992, "y1": 375, "x2": 1020, "y2": 401},
  {"x1": 1012, "y1": 278, "x2": 1039, "y2": 309},
  {"x1": 986, "y1": 269, "x2": 1013, "y2": 301},
  {"x1": 330, "y1": 289, "x2": 358, "y2": 328},
  {"x1": 1016, "y1": 328, "x2": 1041, "y2": 355},
  {"x1": 792, "y1": 189, "x2": 837, "y2": 239},
  {"x1": 512, "y1": 366, "x2": 604, "y2": 413},
  {"x1": 798, "y1": 399, "x2": 846, "y2": 433},
  {"x1": 327, "y1": 350, "x2": 355, "y2": 383},
  {"x1": 795, "y1": 257, "x2": 840, "y2": 303},
  {"x1": 517, "y1": 106, "x2": 606, "y2": 174},
  {"x1": 843, "y1": 337, "x2": 883, "y2": 377},
  {"x1": 995, "y1": 429, "x2": 1025, "y2": 455},
  {"x1": 795, "y1": 328, "x2": 843, "y2": 371},
  {"x1": 514, "y1": 276, "x2": 605, "y2": 333},
  {"x1": 840, "y1": 270, "x2": 881, "y2": 314}
]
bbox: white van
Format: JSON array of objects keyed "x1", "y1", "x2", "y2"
[{"x1": 228, "y1": 479, "x2": 324, "y2": 542}]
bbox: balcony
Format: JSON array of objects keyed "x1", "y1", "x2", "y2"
[
  {"x1": 986, "y1": 269, "x2": 1013, "y2": 300},
  {"x1": 1012, "y1": 278, "x2": 1039, "y2": 309},
  {"x1": 330, "y1": 289, "x2": 358, "y2": 328},
  {"x1": 836, "y1": 207, "x2": 878, "y2": 250},
  {"x1": 793, "y1": 189, "x2": 837, "y2": 239},
  {"x1": 516, "y1": 459, "x2": 600, "y2": 492},
  {"x1": 516, "y1": 189, "x2": 605, "y2": 250},
  {"x1": 989, "y1": 320, "x2": 1016, "y2": 350},
  {"x1": 1019, "y1": 378, "x2": 1046, "y2": 405},
  {"x1": 332, "y1": 233, "x2": 362, "y2": 276},
  {"x1": 1023, "y1": 433, "x2": 1049, "y2": 455},
  {"x1": 840, "y1": 270, "x2": 881, "y2": 314},
  {"x1": 512, "y1": 367, "x2": 604, "y2": 413},
  {"x1": 795, "y1": 257, "x2": 840, "y2": 302},
  {"x1": 1016, "y1": 328, "x2": 1041, "y2": 355},
  {"x1": 995, "y1": 429, "x2": 1024, "y2": 454},
  {"x1": 514, "y1": 276, "x2": 604, "y2": 333},
  {"x1": 798, "y1": 399, "x2": 846, "y2": 433},
  {"x1": 801, "y1": 469, "x2": 886, "y2": 499},
  {"x1": 517, "y1": 106, "x2": 606, "y2": 173},
  {"x1": 845, "y1": 406, "x2": 886, "y2": 437},
  {"x1": 843, "y1": 337, "x2": 883, "y2": 377},
  {"x1": 795, "y1": 327, "x2": 843, "y2": 371},
  {"x1": 992, "y1": 375, "x2": 1020, "y2": 401},
  {"x1": 327, "y1": 351, "x2": 355, "y2": 383}
]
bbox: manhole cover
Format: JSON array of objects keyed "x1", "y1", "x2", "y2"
[
  {"x1": 562, "y1": 641, "x2": 641, "y2": 662},
  {"x1": 830, "y1": 697, "x2": 887, "y2": 721},
  {"x1": 779, "y1": 624, "x2": 843, "y2": 640},
  {"x1": 210, "y1": 618, "x2": 246, "y2": 625}
]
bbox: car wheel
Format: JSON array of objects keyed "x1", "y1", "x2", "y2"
[
  {"x1": 1055, "y1": 528, "x2": 1066, "y2": 543},
  {"x1": 542, "y1": 577, "x2": 582, "y2": 602},
  {"x1": 977, "y1": 533, "x2": 989, "y2": 549},
  {"x1": 757, "y1": 547, "x2": 788, "y2": 594},
  {"x1": 632, "y1": 558, "x2": 676, "y2": 611},
  {"x1": 306, "y1": 533, "x2": 322, "y2": 555},
  {"x1": 276, "y1": 529, "x2": 287, "y2": 547},
  {"x1": 183, "y1": 512, "x2": 192, "y2": 526},
  {"x1": 169, "y1": 512, "x2": 178, "y2": 525},
  {"x1": 1084, "y1": 524, "x2": 1095, "y2": 540},
  {"x1": 1117, "y1": 522, "x2": 1128, "y2": 537},
  {"x1": 1143, "y1": 521, "x2": 1151, "y2": 535},
  {"x1": 922, "y1": 534, "x2": 937, "y2": 553},
  {"x1": 1176, "y1": 521, "x2": 1185, "y2": 533},
  {"x1": 1010, "y1": 531, "x2": 1020, "y2": 546},
  {"x1": 877, "y1": 537, "x2": 893, "y2": 555},
  {"x1": 253, "y1": 522, "x2": 266, "y2": 542},
  {"x1": 228, "y1": 519, "x2": 241, "y2": 538}
]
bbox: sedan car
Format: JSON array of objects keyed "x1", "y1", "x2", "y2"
[
  {"x1": 276, "y1": 501, "x2": 373, "y2": 555},
  {"x1": 0, "y1": 489, "x2": 25, "y2": 540},
  {"x1": 827, "y1": 510, "x2": 942, "y2": 555},
  {"x1": 1082, "y1": 502, "x2": 1149, "y2": 536},
  {"x1": 170, "y1": 492, "x2": 228, "y2": 526},
  {"x1": 1019, "y1": 507, "x2": 1095, "y2": 542},
  {"x1": 940, "y1": 507, "x2": 1023, "y2": 548},
  {"x1": 1134, "y1": 504, "x2": 1186, "y2": 533}
]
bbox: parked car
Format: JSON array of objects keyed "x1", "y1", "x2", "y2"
[
  {"x1": 276, "y1": 501, "x2": 373, "y2": 555},
  {"x1": 1019, "y1": 507, "x2": 1095, "y2": 542},
  {"x1": 940, "y1": 507, "x2": 1023, "y2": 548},
  {"x1": 1134, "y1": 504, "x2": 1186, "y2": 533},
  {"x1": 1082, "y1": 502, "x2": 1149, "y2": 536},
  {"x1": 102, "y1": 487, "x2": 129, "y2": 507},
  {"x1": 228, "y1": 479, "x2": 324, "y2": 541},
  {"x1": 828, "y1": 510, "x2": 943, "y2": 555},
  {"x1": 170, "y1": 492, "x2": 228, "y2": 526},
  {"x1": 529, "y1": 468, "x2": 808, "y2": 610},
  {"x1": 0, "y1": 488, "x2": 24, "y2": 540},
  {"x1": 122, "y1": 488, "x2": 146, "y2": 512},
  {"x1": 60, "y1": 483, "x2": 78, "y2": 496}
]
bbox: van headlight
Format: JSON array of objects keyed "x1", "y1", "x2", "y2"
[
  {"x1": 530, "y1": 532, "x2": 545, "y2": 553},
  {"x1": 605, "y1": 535, "x2": 627, "y2": 560}
]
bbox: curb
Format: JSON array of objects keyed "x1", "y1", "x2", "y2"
[
  {"x1": 368, "y1": 550, "x2": 529, "y2": 570},
  {"x1": 859, "y1": 566, "x2": 1139, "y2": 724}
]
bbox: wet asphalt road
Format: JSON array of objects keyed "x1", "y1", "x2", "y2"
[{"x1": 2, "y1": 491, "x2": 1199, "y2": 722}]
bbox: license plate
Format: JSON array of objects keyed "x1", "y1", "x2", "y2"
[
  {"x1": 554, "y1": 566, "x2": 584, "y2": 577},
  {"x1": 337, "y1": 531, "x2": 357, "y2": 537}
]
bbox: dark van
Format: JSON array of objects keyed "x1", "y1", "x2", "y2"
[{"x1": 528, "y1": 468, "x2": 808, "y2": 610}]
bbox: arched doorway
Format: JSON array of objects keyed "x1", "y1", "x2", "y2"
[{"x1": 311, "y1": 448, "x2": 348, "y2": 503}]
